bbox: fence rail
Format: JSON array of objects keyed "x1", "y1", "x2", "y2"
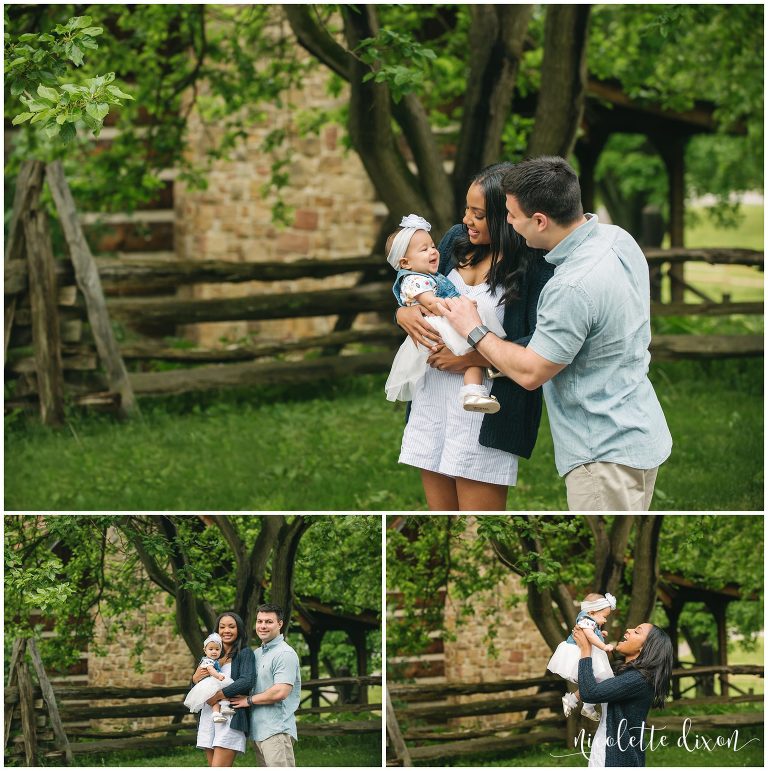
[
  {"x1": 387, "y1": 665, "x2": 763, "y2": 766},
  {"x1": 5, "y1": 177, "x2": 764, "y2": 416},
  {"x1": 4, "y1": 675, "x2": 381, "y2": 765}
]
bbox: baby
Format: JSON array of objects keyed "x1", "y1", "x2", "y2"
[
  {"x1": 385, "y1": 213, "x2": 506, "y2": 412},
  {"x1": 183, "y1": 633, "x2": 235, "y2": 722},
  {"x1": 547, "y1": 592, "x2": 616, "y2": 721}
]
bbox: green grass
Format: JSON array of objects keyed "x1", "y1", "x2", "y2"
[
  {"x1": 70, "y1": 733, "x2": 380, "y2": 767},
  {"x1": 4, "y1": 358, "x2": 763, "y2": 510},
  {"x1": 681, "y1": 204, "x2": 764, "y2": 251}
]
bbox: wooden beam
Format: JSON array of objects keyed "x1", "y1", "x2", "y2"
[
  {"x1": 651, "y1": 301, "x2": 763, "y2": 317},
  {"x1": 16, "y1": 653, "x2": 38, "y2": 766},
  {"x1": 23, "y1": 202, "x2": 65, "y2": 426},
  {"x1": 128, "y1": 351, "x2": 394, "y2": 397},
  {"x1": 407, "y1": 729, "x2": 566, "y2": 762},
  {"x1": 106, "y1": 282, "x2": 394, "y2": 326},
  {"x1": 4, "y1": 161, "x2": 45, "y2": 362},
  {"x1": 27, "y1": 639, "x2": 73, "y2": 764},
  {"x1": 650, "y1": 334, "x2": 763, "y2": 360},
  {"x1": 45, "y1": 161, "x2": 139, "y2": 418},
  {"x1": 386, "y1": 690, "x2": 412, "y2": 767}
]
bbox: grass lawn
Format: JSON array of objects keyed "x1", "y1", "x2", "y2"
[
  {"x1": 71, "y1": 733, "x2": 381, "y2": 767},
  {"x1": 4, "y1": 357, "x2": 763, "y2": 510}
]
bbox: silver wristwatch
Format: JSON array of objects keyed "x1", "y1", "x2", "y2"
[{"x1": 466, "y1": 324, "x2": 490, "y2": 348}]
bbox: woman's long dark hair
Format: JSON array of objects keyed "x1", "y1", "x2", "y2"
[
  {"x1": 452, "y1": 162, "x2": 544, "y2": 305},
  {"x1": 616, "y1": 624, "x2": 673, "y2": 708},
  {"x1": 213, "y1": 611, "x2": 248, "y2": 660}
]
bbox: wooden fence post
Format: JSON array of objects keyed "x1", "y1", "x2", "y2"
[
  {"x1": 45, "y1": 161, "x2": 139, "y2": 418},
  {"x1": 28, "y1": 638, "x2": 74, "y2": 765},
  {"x1": 386, "y1": 690, "x2": 412, "y2": 767},
  {"x1": 23, "y1": 197, "x2": 65, "y2": 426},
  {"x1": 5, "y1": 161, "x2": 45, "y2": 362},
  {"x1": 15, "y1": 641, "x2": 38, "y2": 767}
]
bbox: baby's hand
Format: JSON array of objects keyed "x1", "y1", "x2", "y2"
[
  {"x1": 604, "y1": 644, "x2": 614, "y2": 653},
  {"x1": 215, "y1": 672, "x2": 226, "y2": 681}
]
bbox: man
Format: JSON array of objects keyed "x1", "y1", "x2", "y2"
[
  {"x1": 438, "y1": 156, "x2": 672, "y2": 511},
  {"x1": 231, "y1": 604, "x2": 301, "y2": 766}
]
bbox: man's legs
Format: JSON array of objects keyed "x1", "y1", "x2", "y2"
[
  {"x1": 253, "y1": 734, "x2": 296, "y2": 767},
  {"x1": 565, "y1": 463, "x2": 659, "y2": 511}
]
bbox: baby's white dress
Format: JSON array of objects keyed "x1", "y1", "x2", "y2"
[
  {"x1": 385, "y1": 273, "x2": 507, "y2": 402},
  {"x1": 547, "y1": 614, "x2": 613, "y2": 684},
  {"x1": 184, "y1": 657, "x2": 234, "y2": 713}
]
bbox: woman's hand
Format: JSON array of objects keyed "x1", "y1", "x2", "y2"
[
  {"x1": 426, "y1": 346, "x2": 483, "y2": 373},
  {"x1": 396, "y1": 305, "x2": 443, "y2": 347},
  {"x1": 572, "y1": 626, "x2": 592, "y2": 657},
  {"x1": 192, "y1": 666, "x2": 211, "y2": 684}
]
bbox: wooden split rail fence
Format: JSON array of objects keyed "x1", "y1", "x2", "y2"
[
  {"x1": 387, "y1": 664, "x2": 763, "y2": 766},
  {"x1": 4, "y1": 159, "x2": 763, "y2": 421},
  {"x1": 4, "y1": 643, "x2": 381, "y2": 766}
]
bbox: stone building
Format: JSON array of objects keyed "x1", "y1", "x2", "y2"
[{"x1": 388, "y1": 517, "x2": 554, "y2": 730}]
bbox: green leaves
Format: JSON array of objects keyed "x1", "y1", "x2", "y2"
[
  {"x1": 357, "y1": 29, "x2": 437, "y2": 103},
  {"x1": 5, "y1": 14, "x2": 131, "y2": 143}
]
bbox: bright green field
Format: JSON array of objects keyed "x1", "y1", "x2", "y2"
[
  {"x1": 70, "y1": 732, "x2": 380, "y2": 767},
  {"x1": 4, "y1": 357, "x2": 763, "y2": 511}
]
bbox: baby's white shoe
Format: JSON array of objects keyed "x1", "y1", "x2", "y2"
[
  {"x1": 212, "y1": 712, "x2": 228, "y2": 723},
  {"x1": 581, "y1": 703, "x2": 600, "y2": 722},
  {"x1": 219, "y1": 704, "x2": 236, "y2": 716},
  {"x1": 460, "y1": 385, "x2": 500, "y2": 414}
]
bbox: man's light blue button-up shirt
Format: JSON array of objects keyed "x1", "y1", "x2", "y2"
[
  {"x1": 528, "y1": 214, "x2": 672, "y2": 476},
  {"x1": 250, "y1": 634, "x2": 301, "y2": 742}
]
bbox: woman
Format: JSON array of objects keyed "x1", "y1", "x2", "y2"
[
  {"x1": 395, "y1": 162, "x2": 553, "y2": 510},
  {"x1": 574, "y1": 622, "x2": 673, "y2": 767},
  {"x1": 193, "y1": 611, "x2": 255, "y2": 767}
]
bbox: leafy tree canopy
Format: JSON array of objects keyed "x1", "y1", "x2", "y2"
[
  {"x1": 387, "y1": 515, "x2": 763, "y2": 665},
  {"x1": 4, "y1": 514, "x2": 381, "y2": 673},
  {"x1": 4, "y1": 4, "x2": 761, "y2": 235}
]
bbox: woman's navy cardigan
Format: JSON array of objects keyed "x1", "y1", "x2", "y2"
[
  {"x1": 219, "y1": 646, "x2": 256, "y2": 736},
  {"x1": 432, "y1": 224, "x2": 554, "y2": 459},
  {"x1": 578, "y1": 658, "x2": 655, "y2": 767}
]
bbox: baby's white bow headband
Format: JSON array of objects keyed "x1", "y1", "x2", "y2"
[
  {"x1": 580, "y1": 592, "x2": 617, "y2": 612},
  {"x1": 386, "y1": 214, "x2": 432, "y2": 269}
]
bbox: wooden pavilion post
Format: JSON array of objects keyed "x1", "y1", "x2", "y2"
[
  {"x1": 350, "y1": 627, "x2": 369, "y2": 705},
  {"x1": 709, "y1": 598, "x2": 729, "y2": 697},
  {"x1": 661, "y1": 134, "x2": 689, "y2": 302}
]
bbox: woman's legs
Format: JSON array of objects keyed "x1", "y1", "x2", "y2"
[
  {"x1": 203, "y1": 749, "x2": 214, "y2": 767},
  {"x1": 421, "y1": 469, "x2": 459, "y2": 510},
  {"x1": 211, "y1": 747, "x2": 237, "y2": 767},
  {"x1": 455, "y1": 477, "x2": 508, "y2": 511}
]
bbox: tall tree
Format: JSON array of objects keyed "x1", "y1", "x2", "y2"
[{"x1": 4, "y1": 514, "x2": 380, "y2": 669}]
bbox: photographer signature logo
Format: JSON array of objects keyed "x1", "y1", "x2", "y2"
[{"x1": 550, "y1": 717, "x2": 761, "y2": 761}]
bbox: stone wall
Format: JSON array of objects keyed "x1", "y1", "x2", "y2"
[
  {"x1": 442, "y1": 518, "x2": 554, "y2": 729},
  {"x1": 88, "y1": 568, "x2": 195, "y2": 731},
  {"x1": 174, "y1": 46, "x2": 385, "y2": 347}
]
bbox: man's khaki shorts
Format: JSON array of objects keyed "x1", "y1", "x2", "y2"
[
  {"x1": 253, "y1": 732, "x2": 296, "y2": 767},
  {"x1": 565, "y1": 462, "x2": 659, "y2": 511}
]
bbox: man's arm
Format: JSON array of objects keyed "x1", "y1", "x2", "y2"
[
  {"x1": 436, "y1": 296, "x2": 564, "y2": 390},
  {"x1": 250, "y1": 683, "x2": 292, "y2": 705}
]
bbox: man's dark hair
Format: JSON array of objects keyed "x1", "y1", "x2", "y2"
[
  {"x1": 502, "y1": 155, "x2": 583, "y2": 226},
  {"x1": 256, "y1": 603, "x2": 284, "y2": 622},
  {"x1": 615, "y1": 624, "x2": 674, "y2": 709}
]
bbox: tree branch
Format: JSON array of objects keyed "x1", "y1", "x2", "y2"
[
  {"x1": 626, "y1": 515, "x2": 664, "y2": 628},
  {"x1": 283, "y1": 5, "x2": 352, "y2": 81},
  {"x1": 120, "y1": 521, "x2": 176, "y2": 597}
]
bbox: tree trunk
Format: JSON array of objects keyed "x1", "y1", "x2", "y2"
[
  {"x1": 527, "y1": 5, "x2": 591, "y2": 158},
  {"x1": 626, "y1": 515, "x2": 664, "y2": 629},
  {"x1": 452, "y1": 5, "x2": 533, "y2": 213},
  {"x1": 269, "y1": 516, "x2": 313, "y2": 637}
]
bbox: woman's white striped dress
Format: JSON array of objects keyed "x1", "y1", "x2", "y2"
[{"x1": 398, "y1": 269, "x2": 519, "y2": 486}]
